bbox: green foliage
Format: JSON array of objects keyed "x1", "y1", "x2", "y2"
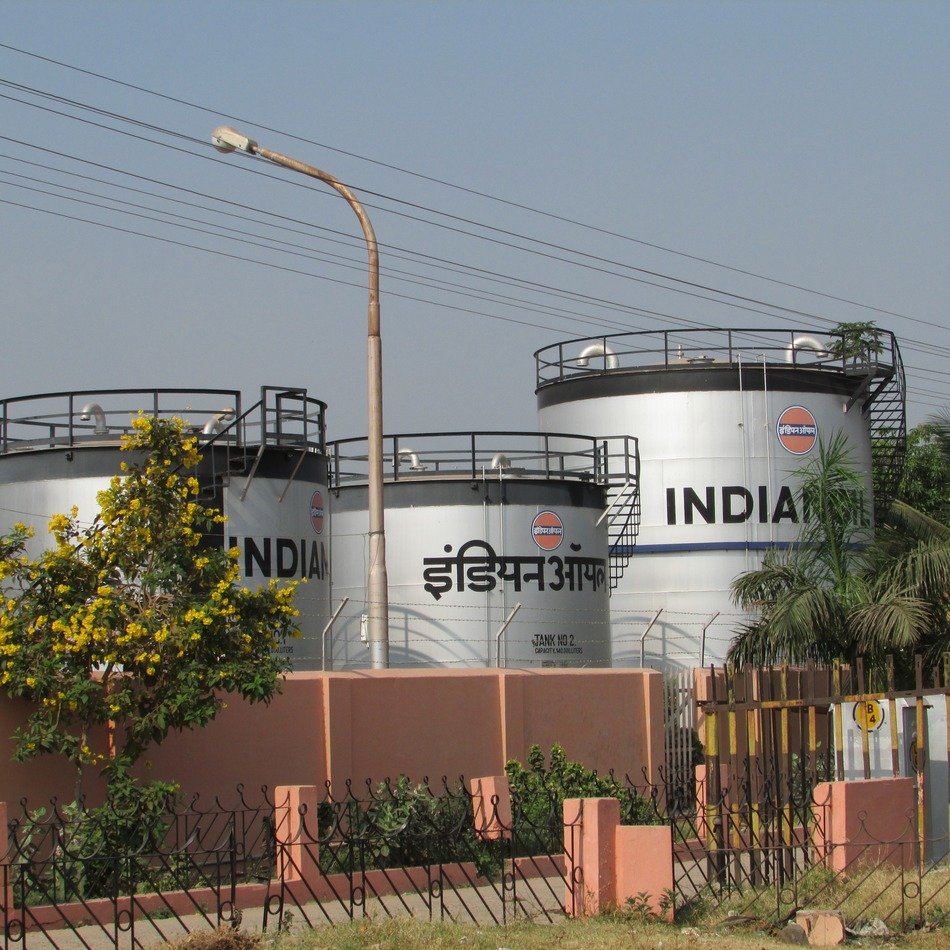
[
  {"x1": 314, "y1": 747, "x2": 656, "y2": 879},
  {"x1": 319, "y1": 777, "x2": 495, "y2": 875},
  {"x1": 505, "y1": 744, "x2": 657, "y2": 852},
  {"x1": 0, "y1": 416, "x2": 301, "y2": 802},
  {"x1": 729, "y1": 431, "x2": 950, "y2": 668},
  {"x1": 15, "y1": 779, "x2": 178, "y2": 904},
  {"x1": 898, "y1": 423, "x2": 949, "y2": 523},
  {"x1": 827, "y1": 320, "x2": 884, "y2": 361},
  {"x1": 622, "y1": 888, "x2": 674, "y2": 921}
]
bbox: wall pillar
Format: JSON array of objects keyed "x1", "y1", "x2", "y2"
[
  {"x1": 812, "y1": 778, "x2": 916, "y2": 874},
  {"x1": 563, "y1": 797, "x2": 619, "y2": 917},
  {"x1": 274, "y1": 785, "x2": 321, "y2": 887},
  {"x1": 469, "y1": 776, "x2": 512, "y2": 841},
  {"x1": 564, "y1": 797, "x2": 675, "y2": 919},
  {"x1": 615, "y1": 825, "x2": 674, "y2": 920},
  {"x1": 0, "y1": 802, "x2": 12, "y2": 933}
]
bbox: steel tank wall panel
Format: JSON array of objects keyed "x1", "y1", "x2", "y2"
[
  {"x1": 539, "y1": 375, "x2": 873, "y2": 669},
  {"x1": 222, "y1": 458, "x2": 331, "y2": 671},
  {"x1": 0, "y1": 448, "x2": 132, "y2": 559},
  {"x1": 330, "y1": 479, "x2": 611, "y2": 669},
  {"x1": 0, "y1": 446, "x2": 332, "y2": 672}
]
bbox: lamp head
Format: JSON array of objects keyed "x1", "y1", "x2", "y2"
[{"x1": 212, "y1": 125, "x2": 258, "y2": 154}]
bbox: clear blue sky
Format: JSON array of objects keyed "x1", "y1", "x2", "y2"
[{"x1": 2, "y1": 1, "x2": 947, "y2": 438}]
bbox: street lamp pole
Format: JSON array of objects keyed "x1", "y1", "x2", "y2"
[{"x1": 211, "y1": 126, "x2": 389, "y2": 669}]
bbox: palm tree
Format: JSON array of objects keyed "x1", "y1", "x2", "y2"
[{"x1": 728, "y1": 431, "x2": 949, "y2": 669}]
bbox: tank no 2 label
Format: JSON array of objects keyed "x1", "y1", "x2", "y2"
[{"x1": 532, "y1": 633, "x2": 580, "y2": 656}]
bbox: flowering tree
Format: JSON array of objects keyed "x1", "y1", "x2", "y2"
[{"x1": 0, "y1": 415, "x2": 300, "y2": 802}]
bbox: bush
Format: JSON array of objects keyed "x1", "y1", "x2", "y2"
[
  {"x1": 505, "y1": 744, "x2": 657, "y2": 852},
  {"x1": 14, "y1": 779, "x2": 179, "y2": 905},
  {"x1": 317, "y1": 777, "x2": 493, "y2": 875}
]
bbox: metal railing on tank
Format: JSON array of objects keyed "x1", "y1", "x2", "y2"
[
  {"x1": 534, "y1": 327, "x2": 901, "y2": 387},
  {"x1": 328, "y1": 430, "x2": 638, "y2": 490},
  {"x1": 0, "y1": 386, "x2": 327, "y2": 456}
]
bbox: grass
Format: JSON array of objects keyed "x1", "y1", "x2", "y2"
[
  {"x1": 683, "y1": 859, "x2": 950, "y2": 933},
  {"x1": 165, "y1": 914, "x2": 950, "y2": 950}
]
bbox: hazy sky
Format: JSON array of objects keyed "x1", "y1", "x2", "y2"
[{"x1": 2, "y1": 1, "x2": 947, "y2": 441}]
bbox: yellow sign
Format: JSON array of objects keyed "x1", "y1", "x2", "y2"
[{"x1": 853, "y1": 700, "x2": 884, "y2": 732}]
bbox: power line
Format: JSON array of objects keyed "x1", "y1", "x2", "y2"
[
  {"x1": 0, "y1": 40, "x2": 938, "y2": 332},
  {"x1": 4, "y1": 78, "x2": 948, "y2": 342},
  {"x1": 5, "y1": 193, "x2": 947, "y2": 412},
  {"x1": 8, "y1": 160, "x2": 948, "y2": 388},
  {"x1": 1, "y1": 69, "x2": 945, "y2": 412}
]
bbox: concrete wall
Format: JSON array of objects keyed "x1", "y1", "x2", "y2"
[{"x1": 0, "y1": 668, "x2": 664, "y2": 807}]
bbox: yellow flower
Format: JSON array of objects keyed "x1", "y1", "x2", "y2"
[{"x1": 48, "y1": 513, "x2": 70, "y2": 535}]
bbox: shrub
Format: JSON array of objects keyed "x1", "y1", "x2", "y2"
[{"x1": 505, "y1": 744, "x2": 657, "y2": 852}]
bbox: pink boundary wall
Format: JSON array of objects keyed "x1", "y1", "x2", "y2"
[
  {"x1": 0, "y1": 668, "x2": 663, "y2": 805},
  {"x1": 563, "y1": 796, "x2": 673, "y2": 919},
  {"x1": 812, "y1": 778, "x2": 917, "y2": 873}
]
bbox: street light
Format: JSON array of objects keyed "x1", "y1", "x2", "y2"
[{"x1": 211, "y1": 125, "x2": 390, "y2": 669}]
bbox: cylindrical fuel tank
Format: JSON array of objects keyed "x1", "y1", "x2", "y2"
[
  {"x1": 0, "y1": 387, "x2": 332, "y2": 670},
  {"x1": 535, "y1": 329, "x2": 904, "y2": 669},
  {"x1": 327, "y1": 432, "x2": 626, "y2": 669}
]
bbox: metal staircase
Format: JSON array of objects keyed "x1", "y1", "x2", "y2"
[
  {"x1": 603, "y1": 481, "x2": 640, "y2": 588},
  {"x1": 197, "y1": 388, "x2": 324, "y2": 504},
  {"x1": 595, "y1": 436, "x2": 641, "y2": 589},
  {"x1": 845, "y1": 336, "x2": 907, "y2": 526}
]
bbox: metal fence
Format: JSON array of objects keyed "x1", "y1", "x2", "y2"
[
  {"x1": 1, "y1": 778, "x2": 578, "y2": 948},
  {"x1": 661, "y1": 655, "x2": 950, "y2": 929},
  {"x1": 5, "y1": 657, "x2": 950, "y2": 945}
]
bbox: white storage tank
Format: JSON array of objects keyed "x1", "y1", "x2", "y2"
[
  {"x1": 327, "y1": 431, "x2": 639, "y2": 669},
  {"x1": 535, "y1": 329, "x2": 905, "y2": 669},
  {"x1": 0, "y1": 387, "x2": 332, "y2": 670}
]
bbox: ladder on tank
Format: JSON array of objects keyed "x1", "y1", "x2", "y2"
[
  {"x1": 599, "y1": 480, "x2": 640, "y2": 589},
  {"x1": 198, "y1": 389, "x2": 317, "y2": 504},
  {"x1": 844, "y1": 342, "x2": 907, "y2": 526}
]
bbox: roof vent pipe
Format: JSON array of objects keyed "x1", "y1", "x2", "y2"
[
  {"x1": 785, "y1": 335, "x2": 828, "y2": 364},
  {"x1": 395, "y1": 448, "x2": 426, "y2": 471},
  {"x1": 79, "y1": 403, "x2": 108, "y2": 435},
  {"x1": 490, "y1": 453, "x2": 511, "y2": 470},
  {"x1": 576, "y1": 343, "x2": 619, "y2": 370},
  {"x1": 201, "y1": 408, "x2": 236, "y2": 435}
]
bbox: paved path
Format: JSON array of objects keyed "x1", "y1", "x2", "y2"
[{"x1": 8, "y1": 874, "x2": 567, "y2": 948}]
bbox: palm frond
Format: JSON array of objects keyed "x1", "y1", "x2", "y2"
[
  {"x1": 730, "y1": 555, "x2": 810, "y2": 611},
  {"x1": 850, "y1": 596, "x2": 928, "y2": 655},
  {"x1": 883, "y1": 500, "x2": 950, "y2": 545}
]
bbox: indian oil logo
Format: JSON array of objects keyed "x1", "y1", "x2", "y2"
[
  {"x1": 776, "y1": 406, "x2": 818, "y2": 455},
  {"x1": 531, "y1": 510, "x2": 563, "y2": 551},
  {"x1": 309, "y1": 490, "x2": 324, "y2": 534}
]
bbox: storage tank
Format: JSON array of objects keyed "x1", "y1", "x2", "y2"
[
  {"x1": 535, "y1": 328, "x2": 906, "y2": 669},
  {"x1": 0, "y1": 387, "x2": 332, "y2": 670},
  {"x1": 327, "y1": 431, "x2": 639, "y2": 669}
]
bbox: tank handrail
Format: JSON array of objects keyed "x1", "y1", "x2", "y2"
[
  {"x1": 0, "y1": 387, "x2": 243, "y2": 408},
  {"x1": 534, "y1": 327, "x2": 901, "y2": 388},
  {"x1": 329, "y1": 430, "x2": 639, "y2": 490},
  {"x1": 0, "y1": 386, "x2": 328, "y2": 455}
]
